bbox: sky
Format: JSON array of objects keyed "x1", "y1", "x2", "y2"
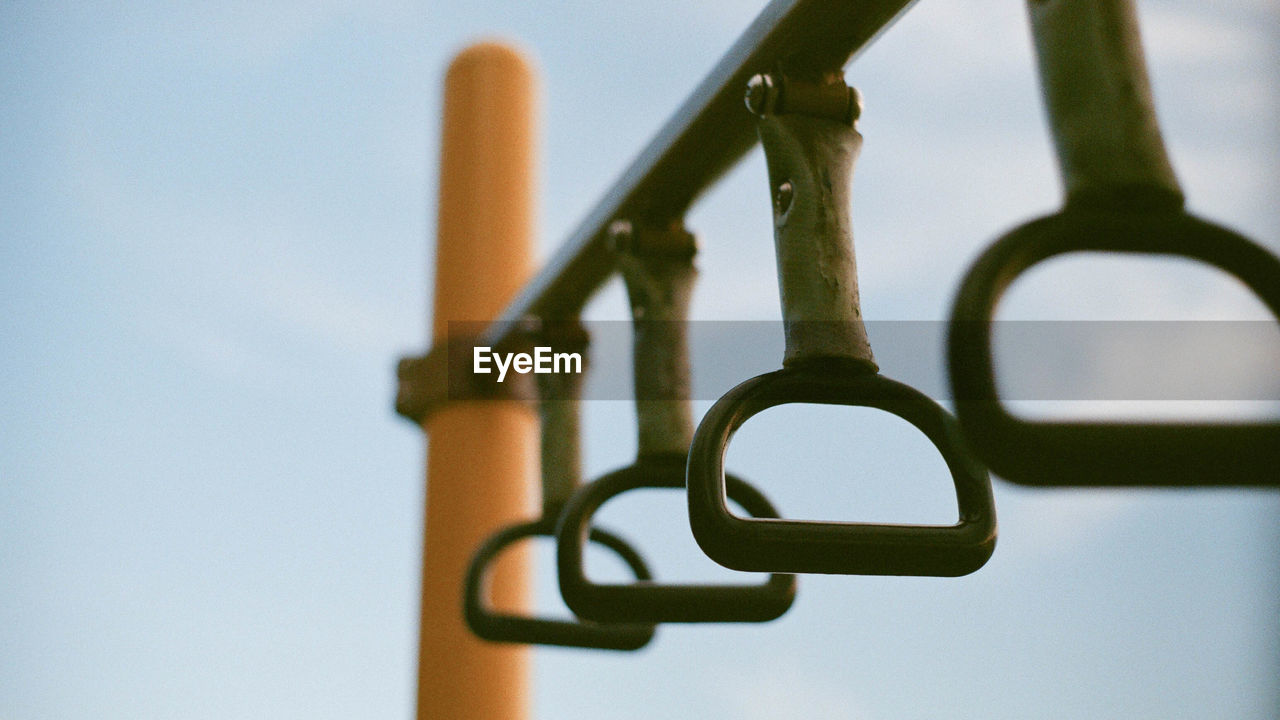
[{"x1": 2, "y1": 1, "x2": 1277, "y2": 718}]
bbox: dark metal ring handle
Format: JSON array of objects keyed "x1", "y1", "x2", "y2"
[
  {"x1": 947, "y1": 209, "x2": 1280, "y2": 487},
  {"x1": 556, "y1": 453, "x2": 797, "y2": 623},
  {"x1": 464, "y1": 516, "x2": 656, "y2": 650},
  {"x1": 699, "y1": 80, "x2": 998, "y2": 576},
  {"x1": 688, "y1": 366, "x2": 997, "y2": 575}
]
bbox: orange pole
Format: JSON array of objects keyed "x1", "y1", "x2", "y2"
[{"x1": 416, "y1": 43, "x2": 538, "y2": 720}]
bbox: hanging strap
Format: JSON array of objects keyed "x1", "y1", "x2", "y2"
[
  {"x1": 946, "y1": 0, "x2": 1280, "y2": 488},
  {"x1": 687, "y1": 75, "x2": 997, "y2": 576},
  {"x1": 554, "y1": 222, "x2": 798, "y2": 623},
  {"x1": 463, "y1": 319, "x2": 658, "y2": 650},
  {"x1": 613, "y1": 221, "x2": 698, "y2": 458},
  {"x1": 755, "y1": 83, "x2": 877, "y2": 371},
  {"x1": 1028, "y1": 0, "x2": 1182, "y2": 210},
  {"x1": 535, "y1": 319, "x2": 591, "y2": 518}
]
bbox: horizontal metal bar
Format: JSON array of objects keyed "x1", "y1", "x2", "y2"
[
  {"x1": 398, "y1": 0, "x2": 917, "y2": 422},
  {"x1": 483, "y1": 0, "x2": 915, "y2": 341}
]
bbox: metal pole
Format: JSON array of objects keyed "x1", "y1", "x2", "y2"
[{"x1": 416, "y1": 42, "x2": 538, "y2": 720}]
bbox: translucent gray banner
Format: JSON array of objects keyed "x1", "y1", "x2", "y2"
[{"x1": 444, "y1": 321, "x2": 1280, "y2": 402}]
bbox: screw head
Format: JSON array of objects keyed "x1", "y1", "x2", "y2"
[
  {"x1": 514, "y1": 314, "x2": 542, "y2": 337},
  {"x1": 607, "y1": 219, "x2": 634, "y2": 254},
  {"x1": 847, "y1": 86, "x2": 864, "y2": 124},
  {"x1": 744, "y1": 73, "x2": 777, "y2": 116},
  {"x1": 774, "y1": 180, "x2": 794, "y2": 216}
]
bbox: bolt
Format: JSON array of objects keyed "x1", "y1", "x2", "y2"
[
  {"x1": 607, "y1": 219, "x2": 634, "y2": 254},
  {"x1": 774, "y1": 181, "x2": 794, "y2": 216},
  {"x1": 514, "y1": 315, "x2": 542, "y2": 337},
  {"x1": 847, "y1": 86, "x2": 863, "y2": 125},
  {"x1": 744, "y1": 73, "x2": 777, "y2": 116}
]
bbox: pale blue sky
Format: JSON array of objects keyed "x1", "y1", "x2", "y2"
[{"x1": 2, "y1": 1, "x2": 1277, "y2": 718}]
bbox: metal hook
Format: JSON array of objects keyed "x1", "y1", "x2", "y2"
[
  {"x1": 463, "y1": 320, "x2": 658, "y2": 650},
  {"x1": 947, "y1": 0, "x2": 1280, "y2": 487},
  {"x1": 686, "y1": 75, "x2": 998, "y2": 576},
  {"x1": 554, "y1": 223, "x2": 798, "y2": 623}
]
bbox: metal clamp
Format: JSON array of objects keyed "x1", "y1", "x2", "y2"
[
  {"x1": 463, "y1": 320, "x2": 657, "y2": 650},
  {"x1": 395, "y1": 329, "x2": 537, "y2": 425},
  {"x1": 686, "y1": 75, "x2": 998, "y2": 576},
  {"x1": 554, "y1": 224, "x2": 797, "y2": 623},
  {"x1": 946, "y1": 0, "x2": 1280, "y2": 487}
]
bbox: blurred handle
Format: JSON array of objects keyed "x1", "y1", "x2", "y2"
[{"x1": 1027, "y1": 0, "x2": 1183, "y2": 209}]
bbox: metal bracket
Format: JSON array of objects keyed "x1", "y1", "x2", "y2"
[{"x1": 394, "y1": 324, "x2": 541, "y2": 424}]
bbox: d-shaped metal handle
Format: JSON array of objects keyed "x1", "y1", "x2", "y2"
[
  {"x1": 556, "y1": 454, "x2": 796, "y2": 623},
  {"x1": 688, "y1": 368, "x2": 997, "y2": 575},
  {"x1": 464, "y1": 517, "x2": 656, "y2": 650},
  {"x1": 462, "y1": 320, "x2": 660, "y2": 649},
  {"x1": 946, "y1": 0, "x2": 1280, "y2": 487},
  {"x1": 553, "y1": 225, "x2": 797, "y2": 623},
  {"x1": 688, "y1": 77, "x2": 999, "y2": 575},
  {"x1": 949, "y1": 211, "x2": 1280, "y2": 487}
]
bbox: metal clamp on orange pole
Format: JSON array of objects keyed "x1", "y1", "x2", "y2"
[{"x1": 398, "y1": 42, "x2": 539, "y2": 720}]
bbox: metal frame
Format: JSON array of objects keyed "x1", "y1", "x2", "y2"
[{"x1": 396, "y1": 0, "x2": 916, "y2": 421}]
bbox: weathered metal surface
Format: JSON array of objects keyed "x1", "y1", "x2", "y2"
[
  {"x1": 397, "y1": 0, "x2": 916, "y2": 423},
  {"x1": 746, "y1": 73, "x2": 862, "y2": 124},
  {"x1": 614, "y1": 223, "x2": 698, "y2": 458},
  {"x1": 1027, "y1": 0, "x2": 1182, "y2": 209},
  {"x1": 756, "y1": 106, "x2": 877, "y2": 370},
  {"x1": 534, "y1": 320, "x2": 590, "y2": 518},
  {"x1": 686, "y1": 76, "x2": 997, "y2": 576},
  {"x1": 471, "y1": 0, "x2": 915, "y2": 347}
]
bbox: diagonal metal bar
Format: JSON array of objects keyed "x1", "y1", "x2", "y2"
[
  {"x1": 399, "y1": 0, "x2": 916, "y2": 422},
  {"x1": 484, "y1": 0, "x2": 915, "y2": 338}
]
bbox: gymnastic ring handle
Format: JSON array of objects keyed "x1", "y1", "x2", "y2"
[
  {"x1": 947, "y1": 0, "x2": 1280, "y2": 487},
  {"x1": 556, "y1": 453, "x2": 796, "y2": 623},
  {"x1": 947, "y1": 209, "x2": 1280, "y2": 487},
  {"x1": 687, "y1": 79, "x2": 997, "y2": 575},
  {"x1": 688, "y1": 364, "x2": 997, "y2": 575},
  {"x1": 464, "y1": 516, "x2": 656, "y2": 650}
]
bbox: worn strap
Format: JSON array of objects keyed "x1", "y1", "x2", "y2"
[
  {"x1": 535, "y1": 319, "x2": 589, "y2": 518},
  {"x1": 613, "y1": 222, "x2": 698, "y2": 458},
  {"x1": 1028, "y1": 0, "x2": 1183, "y2": 210},
  {"x1": 753, "y1": 78, "x2": 877, "y2": 372}
]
